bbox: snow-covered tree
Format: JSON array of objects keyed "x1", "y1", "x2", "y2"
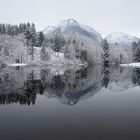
[
  {"x1": 132, "y1": 41, "x2": 140, "y2": 62},
  {"x1": 0, "y1": 35, "x2": 26, "y2": 64},
  {"x1": 38, "y1": 32, "x2": 45, "y2": 47},
  {"x1": 51, "y1": 34, "x2": 66, "y2": 56},
  {"x1": 24, "y1": 23, "x2": 38, "y2": 61},
  {"x1": 30, "y1": 24, "x2": 37, "y2": 46},
  {"x1": 40, "y1": 42, "x2": 49, "y2": 61},
  {"x1": 102, "y1": 39, "x2": 109, "y2": 66}
]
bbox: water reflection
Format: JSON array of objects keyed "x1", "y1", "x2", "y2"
[{"x1": 0, "y1": 65, "x2": 139, "y2": 106}]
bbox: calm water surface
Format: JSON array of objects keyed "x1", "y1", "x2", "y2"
[{"x1": 0, "y1": 65, "x2": 140, "y2": 140}]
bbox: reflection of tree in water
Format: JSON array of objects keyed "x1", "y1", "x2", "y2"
[
  {"x1": 49, "y1": 75, "x2": 66, "y2": 97},
  {"x1": 23, "y1": 72, "x2": 37, "y2": 105},
  {"x1": 132, "y1": 68, "x2": 140, "y2": 86},
  {"x1": 0, "y1": 94, "x2": 34, "y2": 105},
  {"x1": 40, "y1": 69, "x2": 49, "y2": 82},
  {"x1": 75, "y1": 67, "x2": 88, "y2": 80},
  {"x1": 1, "y1": 64, "x2": 137, "y2": 106},
  {"x1": 44, "y1": 67, "x2": 89, "y2": 99},
  {"x1": 0, "y1": 66, "x2": 103, "y2": 106},
  {"x1": 101, "y1": 65, "x2": 110, "y2": 88},
  {"x1": 0, "y1": 69, "x2": 44, "y2": 105},
  {"x1": 23, "y1": 71, "x2": 45, "y2": 104},
  {"x1": 44, "y1": 66, "x2": 102, "y2": 105}
]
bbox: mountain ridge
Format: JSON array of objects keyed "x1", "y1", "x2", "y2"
[
  {"x1": 43, "y1": 19, "x2": 140, "y2": 48},
  {"x1": 43, "y1": 19, "x2": 103, "y2": 44},
  {"x1": 106, "y1": 32, "x2": 139, "y2": 47}
]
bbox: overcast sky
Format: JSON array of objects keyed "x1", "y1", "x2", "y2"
[{"x1": 0, "y1": 0, "x2": 139, "y2": 37}]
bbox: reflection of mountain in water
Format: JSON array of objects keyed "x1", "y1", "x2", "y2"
[
  {"x1": 0, "y1": 65, "x2": 139, "y2": 106},
  {"x1": 107, "y1": 66, "x2": 135, "y2": 92},
  {"x1": 43, "y1": 66, "x2": 102, "y2": 105}
]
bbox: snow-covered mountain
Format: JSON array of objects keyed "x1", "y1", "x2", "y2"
[
  {"x1": 43, "y1": 19, "x2": 102, "y2": 44},
  {"x1": 105, "y1": 32, "x2": 139, "y2": 63},
  {"x1": 106, "y1": 32, "x2": 139, "y2": 47},
  {"x1": 43, "y1": 19, "x2": 103, "y2": 64}
]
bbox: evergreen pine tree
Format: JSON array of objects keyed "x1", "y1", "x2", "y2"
[
  {"x1": 102, "y1": 39, "x2": 109, "y2": 66},
  {"x1": 52, "y1": 34, "x2": 66, "y2": 56},
  {"x1": 0, "y1": 24, "x2": 2, "y2": 34},
  {"x1": 24, "y1": 23, "x2": 38, "y2": 60},
  {"x1": 102, "y1": 67, "x2": 110, "y2": 88},
  {"x1": 40, "y1": 42, "x2": 49, "y2": 61},
  {"x1": 132, "y1": 41, "x2": 140, "y2": 62},
  {"x1": 2, "y1": 24, "x2": 6, "y2": 34},
  {"x1": 38, "y1": 32, "x2": 45, "y2": 47}
]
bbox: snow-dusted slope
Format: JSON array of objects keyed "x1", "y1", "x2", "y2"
[
  {"x1": 43, "y1": 19, "x2": 103, "y2": 64},
  {"x1": 43, "y1": 19, "x2": 102, "y2": 43},
  {"x1": 121, "y1": 63, "x2": 140, "y2": 68},
  {"x1": 106, "y1": 32, "x2": 139, "y2": 47},
  {"x1": 106, "y1": 32, "x2": 139, "y2": 63}
]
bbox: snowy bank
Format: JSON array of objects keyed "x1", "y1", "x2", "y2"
[
  {"x1": 8, "y1": 63, "x2": 27, "y2": 67},
  {"x1": 7, "y1": 60, "x2": 87, "y2": 67},
  {"x1": 120, "y1": 63, "x2": 140, "y2": 68}
]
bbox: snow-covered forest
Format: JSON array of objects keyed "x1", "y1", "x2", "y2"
[
  {"x1": 0, "y1": 19, "x2": 140, "y2": 68},
  {"x1": 0, "y1": 22, "x2": 91, "y2": 67}
]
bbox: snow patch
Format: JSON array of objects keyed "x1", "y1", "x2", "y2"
[
  {"x1": 8, "y1": 63, "x2": 27, "y2": 67},
  {"x1": 120, "y1": 63, "x2": 140, "y2": 68}
]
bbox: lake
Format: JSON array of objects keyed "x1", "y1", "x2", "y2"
[{"x1": 0, "y1": 65, "x2": 140, "y2": 140}]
